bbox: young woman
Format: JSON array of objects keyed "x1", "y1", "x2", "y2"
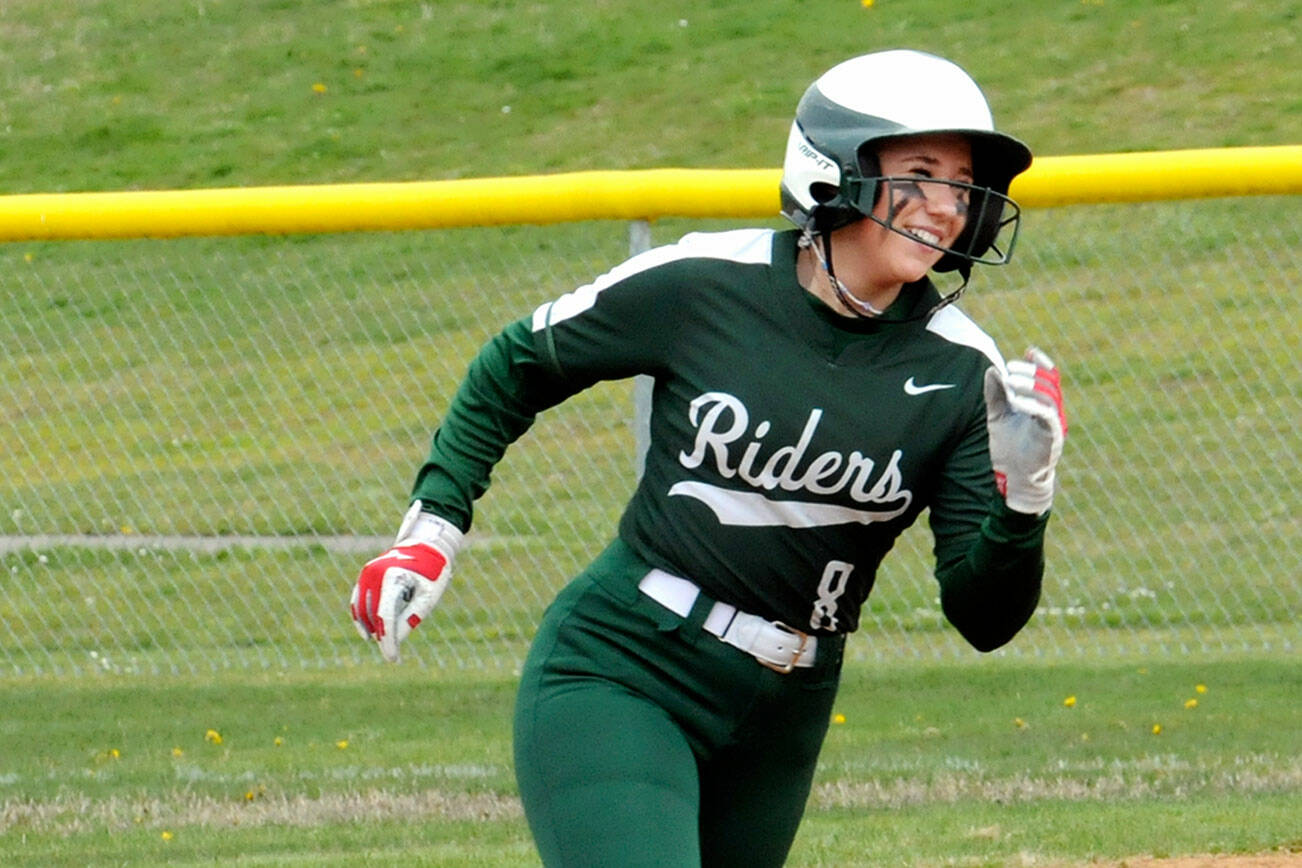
[{"x1": 351, "y1": 49, "x2": 1067, "y2": 867}]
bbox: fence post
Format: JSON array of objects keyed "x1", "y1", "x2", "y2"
[{"x1": 629, "y1": 219, "x2": 653, "y2": 478}]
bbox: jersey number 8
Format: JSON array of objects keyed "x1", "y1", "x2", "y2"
[{"x1": 810, "y1": 561, "x2": 854, "y2": 631}]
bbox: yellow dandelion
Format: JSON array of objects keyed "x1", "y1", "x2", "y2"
[
  {"x1": 1063, "y1": 695, "x2": 1077, "y2": 708},
  {"x1": 1195, "y1": 684, "x2": 1207, "y2": 694},
  {"x1": 244, "y1": 790, "x2": 256, "y2": 802},
  {"x1": 861, "y1": 0, "x2": 874, "y2": 7},
  {"x1": 1151, "y1": 723, "x2": 1162, "y2": 735},
  {"x1": 1184, "y1": 698, "x2": 1198, "y2": 709},
  {"x1": 335, "y1": 739, "x2": 349, "y2": 750},
  {"x1": 161, "y1": 831, "x2": 174, "y2": 841},
  {"x1": 171, "y1": 747, "x2": 184, "y2": 757},
  {"x1": 204, "y1": 728, "x2": 223, "y2": 745},
  {"x1": 274, "y1": 736, "x2": 284, "y2": 747},
  {"x1": 312, "y1": 82, "x2": 328, "y2": 94},
  {"x1": 832, "y1": 713, "x2": 846, "y2": 725},
  {"x1": 353, "y1": 67, "x2": 364, "y2": 78},
  {"x1": 109, "y1": 748, "x2": 121, "y2": 759},
  {"x1": 23, "y1": 252, "x2": 34, "y2": 263},
  {"x1": 1014, "y1": 717, "x2": 1028, "y2": 729}
]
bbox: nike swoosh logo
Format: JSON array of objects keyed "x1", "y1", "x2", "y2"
[
  {"x1": 363, "y1": 549, "x2": 415, "y2": 567},
  {"x1": 904, "y1": 377, "x2": 957, "y2": 396}
]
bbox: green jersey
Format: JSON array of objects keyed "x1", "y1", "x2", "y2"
[{"x1": 414, "y1": 228, "x2": 1047, "y2": 647}]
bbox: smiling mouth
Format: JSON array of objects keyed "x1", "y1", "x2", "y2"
[{"x1": 904, "y1": 227, "x2": 941, "y2": 246}]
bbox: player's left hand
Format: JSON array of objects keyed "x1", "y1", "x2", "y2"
[
  {"x1": 350, "y1": 501, "x2": 464, "y2": 662},
  {"x1": 983, "y1": 347, "x2": 1067, "y2": 515}
]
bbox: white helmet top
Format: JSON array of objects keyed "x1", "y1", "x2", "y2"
[{"x1": 817, "y1": 50, "x2": 998, "y2": 134}]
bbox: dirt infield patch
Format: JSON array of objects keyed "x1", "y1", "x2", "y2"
[{"x1": 1071, "y1": 853, "x2": 1302, "y2": 868}]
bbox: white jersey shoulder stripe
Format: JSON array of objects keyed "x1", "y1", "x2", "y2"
[
  {"x1": 925, "y1": 305, "x2": 1006, "y2": 372},
  {"x1": 532, "y1": 229, "x2": 775, "y2": 332}
]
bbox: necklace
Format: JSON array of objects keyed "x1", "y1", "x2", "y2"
[{"x1": 797, "y1": 230, "x2": 887, "y2": 318}]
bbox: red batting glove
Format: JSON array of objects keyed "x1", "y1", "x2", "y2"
[{"x1": 350, "y1": 501, "x2": 464, "y2": 662}]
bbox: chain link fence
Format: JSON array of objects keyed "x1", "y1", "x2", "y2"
[{"x1": 2, "y1": 195, "x2": 1298, "y2": 676}]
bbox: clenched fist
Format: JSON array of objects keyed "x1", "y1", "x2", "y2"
[{"x1": 350, "y1": 500, "x2": 465, "y2": 662}]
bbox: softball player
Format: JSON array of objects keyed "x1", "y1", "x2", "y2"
[{"x1": 352, "y1": 49, "x2": 1067, "y2": 867}]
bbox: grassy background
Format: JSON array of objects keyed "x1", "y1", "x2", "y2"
[
  {"x1": 2, "y1": 659, "x2": 1299, "y2": 867},
  {"x1": 2, "y1": 0, "x2": 1298, "y2": 194},
  {"x1": 2, "y1": 0, "x2": 1300, "y2": 864}
]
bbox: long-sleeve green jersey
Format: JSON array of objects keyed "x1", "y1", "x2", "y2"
[{"x1": 413, "y1": 228, "x2": 1047, "y2": 650}]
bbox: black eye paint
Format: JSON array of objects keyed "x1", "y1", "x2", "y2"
[
  {"x1": 889, "y1": 179, "x2": 926, "y2": 212},
  {"x1": 887, "y1": 178, "x2": 970, "y2": 219}
]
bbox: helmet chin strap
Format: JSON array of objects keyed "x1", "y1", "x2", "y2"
[
  {"x1": 800, "y1": 227, "x2": 887, "y2": 318},
  {"x1": 798, "y1": 225, "x2": 971, "y2": 323}
]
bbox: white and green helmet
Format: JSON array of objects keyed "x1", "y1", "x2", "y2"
[{"x1": 780, "y1": 49, "x2": 1033, "y2": 274}]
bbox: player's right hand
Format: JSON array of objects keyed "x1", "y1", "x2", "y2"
[{"x1": 350, "y1": 501, "x2": 464, "y2": 663}]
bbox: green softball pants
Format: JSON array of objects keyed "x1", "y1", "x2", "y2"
[{"x1": 513, "y1": 539, "x2": 845, "y2": 867}]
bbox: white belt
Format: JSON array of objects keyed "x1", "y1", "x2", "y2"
[{"x1": 638, "y1": 569, "x2": 817, "y2": 673}]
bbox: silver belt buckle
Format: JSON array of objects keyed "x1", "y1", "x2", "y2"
[{"x1": 757, "y1": 621, "x2": 810, "y2": 674}]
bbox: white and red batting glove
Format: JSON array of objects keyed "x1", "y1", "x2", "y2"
[
  {"x1": 350, "y1": 500, "x2": 465, "y2": 662},
  {"x1": 984, "y1": 347, "x2": 1068, "y2": 516}
]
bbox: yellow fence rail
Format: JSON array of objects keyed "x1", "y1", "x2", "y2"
[{"x1": 1, "y1": 145, "x2": 1298, "y2": 242}]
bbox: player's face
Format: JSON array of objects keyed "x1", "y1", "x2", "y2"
[{"x1": 856, "y1": 134, "x2": 974, "y2": 285}]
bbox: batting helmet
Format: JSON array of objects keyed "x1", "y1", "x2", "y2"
[{"x1": 780, "y1": 50, "x2": 1033, "y2": 274}]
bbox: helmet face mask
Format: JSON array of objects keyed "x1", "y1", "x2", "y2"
[
  {"x1": 779, "y1": 50, "x2": 1032, "y2": 276},
  {"x1": 849, "y1": 174, "x2": 1023, "y2": 272}
]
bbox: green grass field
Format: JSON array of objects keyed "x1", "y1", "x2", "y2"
[
  {"x1": 3, "y1": 659, "x2": 1299, "y2": 866},
  {"x1": 3, "y1": 0, "x2": 1298, "y2": 193},
  {"x1": 2, "y1": 0, "x2": 1300, "y2": 864}
]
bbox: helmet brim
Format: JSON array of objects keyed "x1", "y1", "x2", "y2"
[{"x1": 862, "y1": 129, "x2": 1032, "y2": 194}]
